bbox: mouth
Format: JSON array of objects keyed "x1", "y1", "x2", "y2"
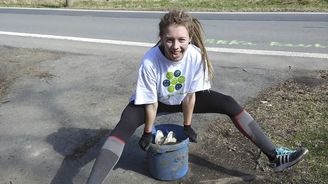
[{"x1": 170, "y1": 50, "x2": 182, "y2": 60}]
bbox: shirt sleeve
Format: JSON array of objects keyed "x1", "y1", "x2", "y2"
[
  {"x1": 134, "y1": 60, "x2": 158, "y2": 105},
  {"x1": 188, "y1": 61, "x2": 211, "y2": 93}
]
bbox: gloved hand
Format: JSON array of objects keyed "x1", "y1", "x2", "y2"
[
  {"x1": 184, "y1": 125, "x2": 197, "y2": 143},
  {"x1": 138, "y1": 131, "x2": 152, "y2": 151}
]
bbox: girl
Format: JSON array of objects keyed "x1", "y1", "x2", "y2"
[{"x1": 87, "y1": 10, "x2": 308, "y2": 184}]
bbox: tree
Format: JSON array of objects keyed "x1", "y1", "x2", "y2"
[{"x1": 66, "y1": 0, "x2": 74, "y2": 7}]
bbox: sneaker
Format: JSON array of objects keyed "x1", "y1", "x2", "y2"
[{"x1": 271, "y1": 147, "x2": 309, "y2": 172}]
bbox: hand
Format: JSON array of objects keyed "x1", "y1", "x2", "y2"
[
  {"x1": 184, "y1": 125, "x2": 197, "y2": 143},
  {"x1": 138, "y1": 131, "x2": 152, "y2": 151}
]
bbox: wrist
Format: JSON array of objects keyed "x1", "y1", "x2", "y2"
[
  {"x1": 184, "y1": 124, "x2": 191, "y2": 129},
  {"x1": 143, "y1": 131, "x2": 152, "y2": 136},
  {"x1": 144, "y1": 128, "x2": 152, "y2": 134},
  {"x1": 183, "y1": 123, "x2": 192, "y2": 126}
]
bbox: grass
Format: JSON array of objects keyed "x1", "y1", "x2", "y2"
[
  {"x1": 244, "y1": 71, "x2": 328, "y2": 183},
  {"x1": 0, "y1": 0, "x2": 65, "y2": 8},
  {"x1": 0, "y1": 1, "x2": 327, "y2": 182},
  {"x1": 0, "y1": 0, "x2": 328, "y2": 11},
  {"x1": 204, "y1": 71, "x2": 328, "y2": 183}
]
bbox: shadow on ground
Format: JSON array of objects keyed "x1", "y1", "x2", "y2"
[
  {"x1": 47, "y1": 128, "x2": 149, "y2": 184},
  {"x1": 47, "y1": 126, "x2": 259, "y2": 184}
]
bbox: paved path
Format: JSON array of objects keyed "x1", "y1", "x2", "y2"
[{"x1": 0, "y1": 8, "x2": 327, "y2": 184}]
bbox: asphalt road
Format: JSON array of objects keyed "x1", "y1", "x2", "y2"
[
  {"x1": 0, "y1": 8, "x2": 327, "y2": 184},
  {"x1": 0, "y1": 8, "x2": 327, "y2": 54}
]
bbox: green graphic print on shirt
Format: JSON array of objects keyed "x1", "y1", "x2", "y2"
[{"x1": 162, "y1": 70, "x2": 186, "y2": 93}]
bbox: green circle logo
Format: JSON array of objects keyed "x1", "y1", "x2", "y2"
[
  {"x1": 168, "y1": 85, "x2": 175, "y2": 93},
  {"x1": 163, "y1": 70, "x2": 185, "y2": 93},
  {"x1": 171, "y1": 78, "x2": 178, "y2": 85},
  {"x1": 166, "y1": 72, "x2": 174, "y2": 80},
  {"x1": 178, "y1": 76, "x2": 185, "y2": 83}
]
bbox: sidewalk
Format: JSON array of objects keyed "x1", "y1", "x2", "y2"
[{"x1": 0, "y1": 45, "x2": 326, "y2": 184}]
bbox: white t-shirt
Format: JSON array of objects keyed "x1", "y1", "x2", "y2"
[{"x1": 130, "y1": 44, "x2": 211, "y2": 105}]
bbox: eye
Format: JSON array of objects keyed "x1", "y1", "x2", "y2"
[
  {"x1": 166, "y1": 39, "x2": 173, "y2": 43},
  {"x1": 179, "y1": 38, "x2": 187, "y2": 43}
]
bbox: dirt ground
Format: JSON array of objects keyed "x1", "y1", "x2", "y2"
[
  {"x1": 189, "y1": 71, "x2": 327, "y2": 184},
  {"x1": 0, "y1": 46, "x2": 62, "y2": 100},
  {"x1": 0, "y1": 46, "x2": 327, "y2": 184}
]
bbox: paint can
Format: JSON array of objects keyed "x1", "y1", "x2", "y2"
[{"x1": 147, "y1": 124, "x2": 189, "y2": 180}]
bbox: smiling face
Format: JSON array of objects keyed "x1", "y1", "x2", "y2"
[{"x1": 161, "y1": 24, "x2": 191, "y2": 62}]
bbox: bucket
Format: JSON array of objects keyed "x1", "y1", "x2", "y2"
[{"x1": 147, "y1": 124, "x2": 189, "y2": 181}]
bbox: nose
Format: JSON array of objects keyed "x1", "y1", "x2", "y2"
[{"x1": 172, "y1": 40, "x2": 180, "y2": 50}]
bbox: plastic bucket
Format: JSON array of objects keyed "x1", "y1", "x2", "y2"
[{"x1": 147, "y1": 124, "x2": 189, "y2": 181}]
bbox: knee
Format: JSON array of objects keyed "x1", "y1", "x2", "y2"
[
  {"x1": 222, "y1": 95, "x2": 243, "y2": 116},
  {"x1": 222, "y1": 95, "x2": 235, "y2": 103},
  {"x1": 223, "y1": 95, "x2": 238, "y2": 107}
]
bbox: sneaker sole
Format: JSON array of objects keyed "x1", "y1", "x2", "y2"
[{"x1": 274, "y1": 148, "x2": 309, "y2": 172}]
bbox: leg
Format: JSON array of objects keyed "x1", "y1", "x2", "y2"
[
  {"x1": 194, "y1": 90, "x2": 276, "y2": 159},
  {"x1": 234, "y1": 110, "x2": 309, "y2": 171},
  {"x1": 87, "y1": 102, "x2": 146, "y2": 184}
]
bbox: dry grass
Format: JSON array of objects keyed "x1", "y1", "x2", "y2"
[
  {"x1": 203, "y1": 70, "x2": 328, "y2": 183},
  {"x1": 0, "y1": 0, "x2": 327, "y2": 11},
  {"x1": 245, "y1": 70, "x2": 328, "y2": 183},
  {"x1": 0, "y1": 0, "x2": 65, "y2": 7},
  {"x1": 0, "y1": 0, "x2": 63, "y2": 3}
]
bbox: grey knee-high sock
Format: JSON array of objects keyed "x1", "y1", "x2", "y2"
[
  {"x1": 87, "y1": 136, "x2": 125, "y2": 184},
  {"x1": 232, "y1": 110, "x2": 276, "y2": 159}
]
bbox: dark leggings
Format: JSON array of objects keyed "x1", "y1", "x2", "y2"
[
  {"x1": 87, "y1": 90, "x2": 276, "y2": 183},
  {"x1": 110, "y1": 90, "x2": 243, "y2": 143}
]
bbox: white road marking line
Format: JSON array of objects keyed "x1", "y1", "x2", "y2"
[
  {"x1": 0, "y1": 31, "x2": 154, "y2": 47},
  {"x1": 0, "y1": 31, "x2": 327, "y2": 59}
]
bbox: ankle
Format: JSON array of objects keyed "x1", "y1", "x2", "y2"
[{"x1": 266, "y1": 149, "x2": 277, "y2": 161}]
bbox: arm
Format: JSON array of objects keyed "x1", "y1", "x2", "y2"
[
  {"x1": 144, "y1": 102, "x2": 158, "y2": 133},
  {"x1": 138, "y1": 102, "x2": 158, "y2": 151},
  {"x1": 182, "y1": 93, "x2": 198, "y2": 142},
  {"x1": 182, "y1": 93, "x2": 195, "y2": 126}
]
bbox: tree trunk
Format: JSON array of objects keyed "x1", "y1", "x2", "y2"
[{"x1": 66, "y1": 0, "x2": 74, "y2": 7}]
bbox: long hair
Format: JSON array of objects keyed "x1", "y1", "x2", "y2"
[{"x1": 158, "y1": 10, "x2": 214, "y2": 80}]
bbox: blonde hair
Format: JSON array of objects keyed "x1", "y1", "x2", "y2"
[{"x1": 158, "y1": 10, "x2": 214, "y2": 80}]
